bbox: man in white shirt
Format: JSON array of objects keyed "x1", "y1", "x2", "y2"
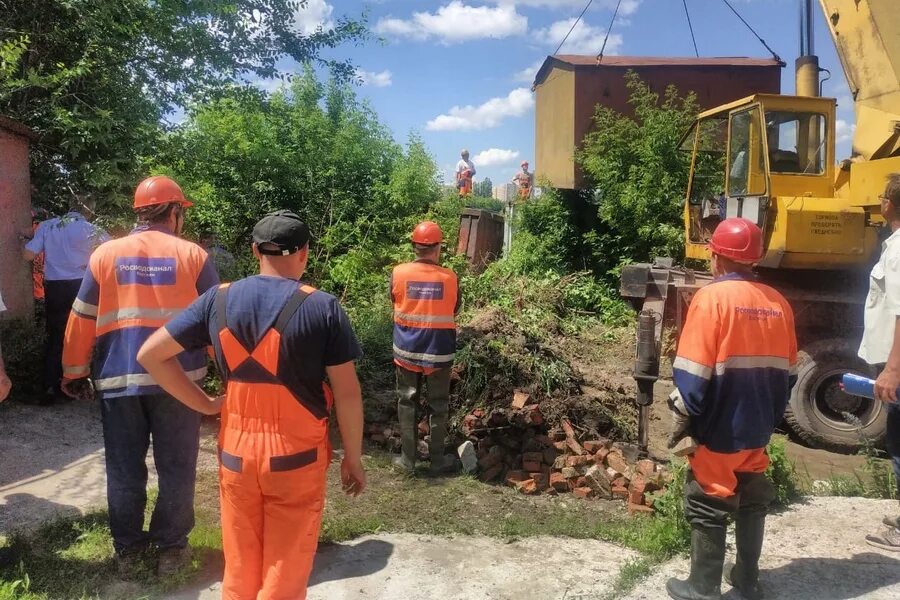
[
  {"x1": 0, "y1": 291, "x2": 11, "y2": 402},
  {"x1": 859, "y1": 173, "x2": 900, "y2": 552},
  {"x1": 456, "y1": 150, "x2": 475, "y2": 197}
]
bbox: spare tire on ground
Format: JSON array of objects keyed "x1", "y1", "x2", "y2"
[{"x1": 785, "y1": 338, "x2": 887, "y2": 453}]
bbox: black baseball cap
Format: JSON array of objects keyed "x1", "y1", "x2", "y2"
[{"x1": 252, "y1": 210, "x2": 310, "y2": 256}]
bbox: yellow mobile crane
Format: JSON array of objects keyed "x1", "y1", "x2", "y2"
[{"x1": 622, "y1": 0, "x2": 900, "y2": 452}]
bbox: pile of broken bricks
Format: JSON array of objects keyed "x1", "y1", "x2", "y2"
[{"x1": 367, "y1": 389, "x2": 673, "y2": 514}]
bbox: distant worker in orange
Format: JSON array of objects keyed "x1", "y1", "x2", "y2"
[
  {"x1": 666, "y1": 218, "x2": 797, "y2": 600},
  {"x1": 456, "y1": 149, "x2": 476, "y2": 197},
  {"x1": 61, "y1": 176, "x2": 219, "y2": 576},
  {"x1": 391, "y1": 221, "x2": 460, "y2": 474},
  {"x1": 512, "y1": 160, "x2": 534, "y2": 200},
  {"x1": 138, "y1": 210, "x2": 366, "y2": 599}
]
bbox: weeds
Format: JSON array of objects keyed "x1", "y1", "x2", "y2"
[{"x1": 766, "y1": 438, "x2": 801, "y2": 507}]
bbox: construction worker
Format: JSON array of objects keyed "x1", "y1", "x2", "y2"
[
  {"x1": 137, "y1": 209, "x2": 366, "y2": 599},
  {"x1": 391, "y1": 221, "x2": 460, "y2": 474},
  {"x1": 456, "y1": 149, "x2": 476, "y2": 197},
  {"x1": 859, "y1": 173, "x2": 900, "y2": 552},
  {"x1": 512, "y1": 160, "x2": 533, "y2": 200},
  {"x1": 61, "y1": 176, "x2": 219, "y2": 576},
  {"x1": 23, "y1": 197, "x2": 109, "y2": 405},
  {"x1": 667, "y1": 218, "x2": 797, "y2": 600},
  {"x1": 0, "y1": 291, "x2": 10, "y2": 402}
]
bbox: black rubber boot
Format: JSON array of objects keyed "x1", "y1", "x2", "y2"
[
  {"x1": 724, "y1": 509, "x2": 766, "y2": 600},
  {"x1": 666, "y1": 525, "x2": 725, "y2": 600}
]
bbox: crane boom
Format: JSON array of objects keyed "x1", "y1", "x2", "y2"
[{"x1": 819, "y1": 0, "x2": 900, "y2": 160}]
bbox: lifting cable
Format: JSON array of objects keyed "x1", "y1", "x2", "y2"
[
  {"x1": 553, "y1": 0, "x2": 594, "y2": 56},
  {"x1": 596, "y1": 0, "x2": 623, "y2": 63},
  {"x1": 682, "y1": 0, "x2": 699, "y2": 57},
  {"x1": 720, "y1": 0, "x2": 782, "y2": 63}
]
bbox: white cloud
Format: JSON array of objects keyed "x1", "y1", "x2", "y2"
[
  {"x1": 836, "y1": 119, "x2": 856, "y2": 143},
  {"x1": 357, "y1": 69, "x2": 393, "y2": 87},
  {"x1": 514, "y1": 59, "x2": 545, "y2": 83},
  {"x1": 294, "y1": 0, "x2": 334, "y2": 35},
  {"x1": 473, "y1": 148, "x2": 521, "y2": 167},
  {"x1": 491, "y1": 0, "x2": 641, "y2": 16},
  {"x1": 426, "y1": 87, "x2": 534, "y2": 131},
  {"x1": 535, "y1": 17, "x2": 623, "y2": 55},
  {"x1": 375, "y1": 1, "x2": 527, "y2": 44}
]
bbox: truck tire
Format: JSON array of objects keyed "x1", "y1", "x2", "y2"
[{"x1": 785, "y1": 338, "x2": 887, "y2": 453}]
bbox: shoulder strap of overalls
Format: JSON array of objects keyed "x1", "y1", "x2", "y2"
[
  {"x1": 213, "y1": 283, "x2": 230, "y2": 335},
  {"x1": 272, "y1": 284, "x2": 315, "y2": 334}
]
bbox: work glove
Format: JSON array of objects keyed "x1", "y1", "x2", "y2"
[
  {"x1": 667, "y1": 388, "x2": 697, "y2": 456},
  {"x1": 61, "y1": 377, "x2": 95, "y2": 402}
]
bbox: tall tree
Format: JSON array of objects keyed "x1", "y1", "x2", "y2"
[{"x1": 0, "y1": 0, "x2": 365, "y2": 207}]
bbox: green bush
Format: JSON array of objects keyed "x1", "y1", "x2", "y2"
[{"x1": 766, "y1": 438, "x2": 800, "y2": 507}]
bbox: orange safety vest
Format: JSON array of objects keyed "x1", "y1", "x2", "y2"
[
  {"x1": 213, "y1": 282, "x2": 332, "y2": 600},
  {"x1": 391, "y1": 261, "x2": 458, "y2": 371},
  {"x1": 458, "y1": 170, "x2": 473, "y2": 196}
]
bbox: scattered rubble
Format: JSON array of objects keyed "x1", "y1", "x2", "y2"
[{"x1": 366, "y1": 388, "x2": 673, "y2": 513}]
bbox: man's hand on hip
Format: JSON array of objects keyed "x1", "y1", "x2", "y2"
[{"x1": 875, "y1": 366, "x2": 900, "y2": 403}]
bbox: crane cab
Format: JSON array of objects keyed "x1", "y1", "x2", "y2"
[{"x1": 682, "y1": 93, "x2": 880, "y2": 270}]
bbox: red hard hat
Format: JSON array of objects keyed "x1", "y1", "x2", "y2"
[
  {"x1": 709, "y1": 217, "x2": 764, "y2": 264},
  {"x1": 411, "y1": 221, "x2": 443, "y2": 245},
  {"x1": 133, "y1": 176, "x2": 193, "y2": 210}
]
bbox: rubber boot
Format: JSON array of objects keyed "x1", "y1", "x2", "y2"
[
  {"x1": 428, "y1": 413, "x2": 458, "y2": 475},
  {"x1": 666, "y1": 525, "x2": 725, "y2": 600},
  {"x1": 392, "y1": 403, "x2": 417, "y2": 474},
  {"x1": 724, "y1": 509, "x2": 766, "y2": 600}
]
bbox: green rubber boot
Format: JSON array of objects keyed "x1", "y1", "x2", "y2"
[
  {"x1": 392, "y1": 402, "x2": 417, "y2": 474},
  {"x1": 666, "y1": 525, "x2": 725, "y2": 600},
  {"x1": 725, "y1": 508, "x2": 766, "y2": 600},
  {"x1": 428, "y1": 413, "x2": 458, "y2": 475}
]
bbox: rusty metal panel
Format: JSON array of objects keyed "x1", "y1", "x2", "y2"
[
  {"x1": 457, "y1": 209, "x2": 504, "y2": 273},
  {"x1": 0, "y1": 127, "x2": 34, "y2": 321}
]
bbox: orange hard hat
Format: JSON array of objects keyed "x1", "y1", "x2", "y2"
[
  {"x1": 133, "y1": 176, "x2": 193, "y2": 210},
  {"x1": 709, "y1": 217, "x2": 763, "y2": 264},
  {"x1": 411, "y1": 221, "x2": 443, "y2": 245}
]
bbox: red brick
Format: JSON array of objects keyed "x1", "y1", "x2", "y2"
[
  {"x1": 566, "y1": 438, "x2": 585, "y2": 456},
  {"x1": 463, "y1": 414, "x2": 481, "y2": 433},
  {"x1": 594, "y1": 448, "x2": 610, "y2": 464},
  {"x1": 612, "y1": 486, "x2": 629, "y2": 499},
  {"x1": 517, "y1": 479, "x2": 539, "y2": 495},
  {"x1": 504, "y1": 470, "x2": 528, "y2": 487},
  {"x1": 636, "y1": 459, "x2": 657, "y2": 477},
  {"x1": 511, "y1": 389, "x2": 530, "y2": 410},
  {"x1": 549, "y1": 427, "x2": 567, "y2": 442},
  {"x1": 480, "y1": 464, "x2": 504, "y2": 483},
  {"x1": 628, "y1": 489, "x2": 645, "y2": 505},
  {"x1": 573, "y1": 487, "x2": 593, "y2": 499},
  {"x1": 583, "y1": 440, "x2": 608, "y2": 454},
  {"x1": 612, "y1": 476, "x2": 627, "y2": 488},
  {"x1": 553, "y1": 441, "x2": 569, "y2": 452},
  {"x1": 522, "y1": 460, "x2": 542, "y2": 472},
  {"x1": 417, "y1": 419, "x2": 430, "y2": 435},
  {"x1": 565, "y1": 455, "x2": 590, "y2": 468},
  {"x1": 628, "y1": 503, "x2": 654, "y2": 516},
  {"x1": 575, "y1": 476, "x2": 587, "y2": 489},
  {"x1": 522, "y1": 404, "x2": 544, "y2": 425},
  {"x1": 606, "y1": 451, "x2": 628, "y2": 475},
  {"x1": 531, "y1": 473, "x2": 550, "y2": 491},
  {"x1": 550, "y1": 472, "x2": 569, "y2": 492}
]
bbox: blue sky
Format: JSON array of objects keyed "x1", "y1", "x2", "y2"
[{"x1": 286, "y1": 0, "x2": 855, "y2": 186}]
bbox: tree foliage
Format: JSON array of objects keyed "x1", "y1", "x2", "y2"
[
  {"x1": 153, "y1": 69, "x2": 442, "y2": 300},
  {"x1": 578, "y1": 72, "x2": 708, "y2": 276},
  {"x1": 0, "y1": 0, "x2": 365, "y2": 206}
]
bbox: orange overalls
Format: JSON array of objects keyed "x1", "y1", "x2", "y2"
[
  {"x1": 214, "y1": 283, "x2": 332, "y2": 600},
  {"x1": 458, "y1": 169, "x2": 473, "y2": 197}
]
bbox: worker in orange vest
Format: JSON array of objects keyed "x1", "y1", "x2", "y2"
[
  {"x1": 138, "y1": 210, "x2": 366, "y2": 599},
  {"x1": 667, "y1": 218, "x2": 797, "y2": 600},
  {"x1": 456, "y1": 149, "x2": 476, "y2": 197},
  {"x1": 391, "y1": 221, "x2": 460, "y2": 474},
  {"x1": 61, "y1": 176, "x2": 219, "y2": 576}
]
